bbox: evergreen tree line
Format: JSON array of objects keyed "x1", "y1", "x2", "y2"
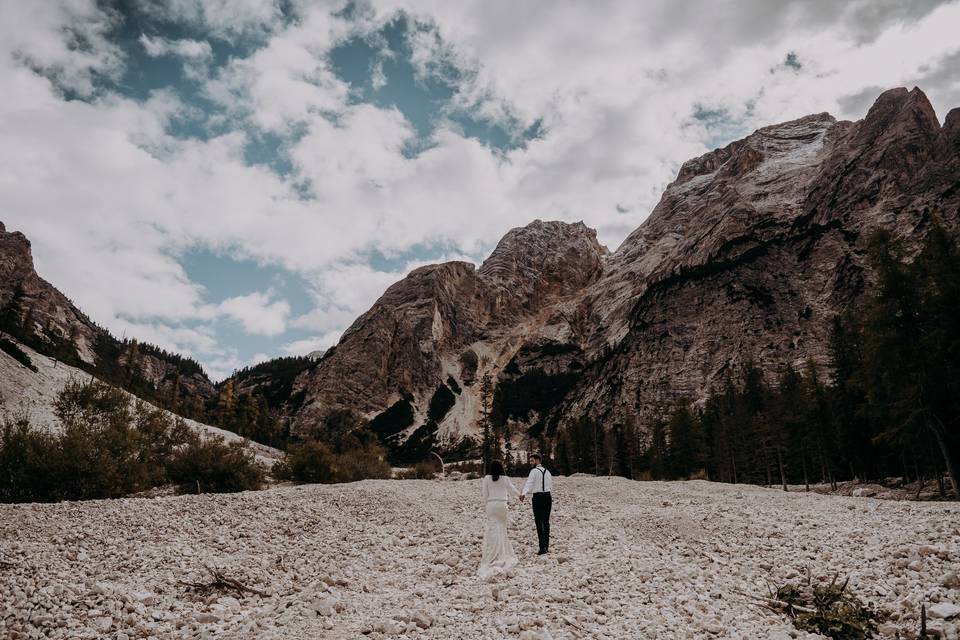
[{"x1": 550, "y1": 227, "x2": 960, "y2": 498}]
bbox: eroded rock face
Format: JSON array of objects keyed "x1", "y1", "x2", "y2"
[
  {"x1": 287, "y1": 87, "x2": 960, "y2": 443},
  {"x1": 564, "y1": 87, "x2": 960, "y2": 430},
  {"x1": 288, "y1": 221, "x2": 608, "y2": 438},
  {"x1": 0, "y1": 223, "x2": 102, "y2": 364}
]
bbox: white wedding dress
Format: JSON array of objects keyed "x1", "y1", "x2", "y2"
[{"x1": 478, "y1": 475, "x2": 520, "y2": 578}]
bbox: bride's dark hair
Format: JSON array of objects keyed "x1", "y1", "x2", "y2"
[{"x1": 488, "y1": 460, "x2": 504, "y2": 481}]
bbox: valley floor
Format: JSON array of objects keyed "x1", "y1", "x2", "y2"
[{"x1": 2, "y1": 478, "x2": 958, "y2": 640}]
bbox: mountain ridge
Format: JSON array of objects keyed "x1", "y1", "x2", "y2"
[
  {"x1": 2, "y1": 86, "x2": 957, "y2": 458},
  {"x1": 283, "y1": 86, "x2": 960, "y2": 454}
]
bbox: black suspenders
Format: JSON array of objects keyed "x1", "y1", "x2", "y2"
[{"x1": 537, "y1": 467, "x2": 547, "y2": 492}]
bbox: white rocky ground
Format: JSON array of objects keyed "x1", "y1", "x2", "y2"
[
  {"x1": 2, "y1": 478, "x2": 958, "y2": 640},
  {"x1": 0, "y1": 340, "x2": 281, "y2": 465}
]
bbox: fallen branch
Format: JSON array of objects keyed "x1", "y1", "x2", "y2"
[
  {"x1": 179, "y1": 566, "x2": 265, "y2": 598},
  {"x1": 734, "y1": 589, "x2": 818, "y2": 615},
  {"x1": 744, "y1": 573, "x2": 881, "y2": 639}
]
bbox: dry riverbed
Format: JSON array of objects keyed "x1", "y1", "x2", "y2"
[{"x1": 2, "y1": 477, "x2": 958, "y2": 639}]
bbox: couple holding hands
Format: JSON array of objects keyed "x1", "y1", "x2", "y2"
[{"x1": 478, "y1": 454, "x2": 553, "y2": 578}]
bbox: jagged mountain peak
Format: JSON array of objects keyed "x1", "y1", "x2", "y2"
[
  {"x1": 479, "y1": 220, "x2": 608, "y2": 278},
  {"x1": 478, "y1": 219, "x2": 608, "y2": 318}
]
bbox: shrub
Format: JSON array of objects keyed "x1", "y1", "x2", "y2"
[
  {"x1": 166, "y1": 434, "x2": 265, "y2": 494},
  {"x1": 447, "y1": 460, "x2": 483, "y2": 475},
  {"x1": 0, "y1": 379, "x2": 263, "y2": 502},
  {"x1": 270, "y1": 456, "x2": 294, "y2": 481},
  {"x1": 413, "y1": 461, "x2": 439, "y2": 479},
  {"x1": 283, "y1": 441, "x2": 392, "y2": 484},
  {"x1": 330, "y1": 444, "x2": 392, "y2": 482},
  {"x1": 0, "y1": 418, "x2": 58, "y2": 502},
  {"x1": 52, "y1": 381, "x2": 163, "y2": 500},
  {"x1": 285, "y1": 440, "x2": 335, "y2": 484},
  {"x1": 396, "y1": 461, "x2": 441, "y2": 480},
  {"x1": 0, "y1": 384, "x2": 158, "y2": 502},
  {"x1": 774, "y1": 575, "x2": 881, "y2": 640},
  {"x1": 0, "y1": 338, "x2": 36, "y2": 372}
]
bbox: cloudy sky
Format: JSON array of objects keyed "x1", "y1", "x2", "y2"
[{"x1": 2, "y1": 0, "x2": 959, "y2": 380}]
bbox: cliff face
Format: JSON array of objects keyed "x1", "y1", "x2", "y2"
[
  {"x1": 0, "y1": 223, "x2": 217, "y2": 410},
  {"x1": 288, "y1": 220, "x2": 609, "y2": 444},
  {"x1": 0, "y1": 223, "x2": 102, "y2": 364},
  {"x1": 286, "y1": 87, "x2": 960, "y2": 444},
  {"x1": 560, "y1": 87, "x2": 959, "y2": 428}
]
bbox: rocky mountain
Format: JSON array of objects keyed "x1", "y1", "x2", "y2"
[
  {"x1": 287, "y1": 220, "x2": 607, "y2": 457},
  {"x1": 282, "y1": 87, "x2": 960, "y2": 454},
  {"x1": 0, "y1": 223, "x2": 217, "y2": 414},
  {"x1": 3, "y1": 87, "x2": 957, "y2": 459}
]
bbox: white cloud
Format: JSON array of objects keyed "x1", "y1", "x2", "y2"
[
  {"x1": 0, "y1": 0, "x2": 124, "y2": 96},
  {"x1": 203, "y1": 8, "x2": 352, "y2": 131},
  {"x1": 2, "y1": 0, "x2": 960, "y2": 378},
  {"x1": 281, "y1": 332, "x2": 343, "y2": 357},
  {"x1": 139, "y1": 34, "x2": 212, "y2": 59},
  {"x1": 217, "y1": 291, "x2": 291, "y2": 336},
  {"x1": 136, "y1": 0, "x2": 285, "y2": 41}
]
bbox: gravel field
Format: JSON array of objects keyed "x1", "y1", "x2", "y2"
[{"x1": 2, "y1": 477, "x2": 958, "y2": 639}]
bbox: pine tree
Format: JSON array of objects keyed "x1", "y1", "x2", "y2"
[
  {"x1": 123, "y1": 340, "x2": 141, "y2": 388},
  {"x1": 217, "y1": 379, "x2": 236, "y2": 430},
  {"x1": 0, "y1": 284, "x2": 26, "y2": 338},
  {"x1": 479, "y1": 373, "x2": 495, "y2": 468},
  {"x1": 861, "y1": 227, "x2": 960, "y2": 495},
  {"x1": 648, "y1": 419, "x2": 668, "y2": 479},
  {"x1": 666, "y1": 398, "x2": 703, "y2": 479}
]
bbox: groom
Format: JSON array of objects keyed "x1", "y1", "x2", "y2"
[{"x1": 520, "y1": 453, "x2": 553, "y2": 555}]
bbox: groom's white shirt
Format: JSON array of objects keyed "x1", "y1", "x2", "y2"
[{"x1": 521, "y1": 465, "x2": 553, "y2": 495}]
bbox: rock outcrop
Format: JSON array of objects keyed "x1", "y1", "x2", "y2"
[
  {"x1": 288, "y1": 221, "x2": 608, "y2": 446},
  {"x1": 286, "y1": 87, "x2": 960, "y2": 445}
]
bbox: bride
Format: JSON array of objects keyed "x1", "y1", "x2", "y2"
[{"x1": 478, "y1": 460, "x2": 520, "y2": 578}]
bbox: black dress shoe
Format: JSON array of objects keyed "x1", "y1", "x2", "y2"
[{"x1": 537, "y1": 549, "x2": 547, "y2": 555}]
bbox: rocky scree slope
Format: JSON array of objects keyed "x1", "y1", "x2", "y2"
[
  {"x1": 1, "y1": 477, "x2": 958, "y2": 639},
  {"x1": 281, "y1": 87, "x2": 959, "y2": 445}
]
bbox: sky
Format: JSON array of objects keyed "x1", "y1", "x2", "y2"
[{"x1": 1, "y1": 0, "x2": 959, "y2": 380}]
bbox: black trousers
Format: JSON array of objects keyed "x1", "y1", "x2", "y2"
[{"x1": 531, "y1": 492, "x2": 552, "y2": 551}]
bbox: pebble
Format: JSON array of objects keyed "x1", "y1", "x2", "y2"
[
  {"x1": 929, "y1": 603, "x2": 960, "y2": 620},
  {"x1": 1, "y1": 478, "x2": 957, "y2": 638}
]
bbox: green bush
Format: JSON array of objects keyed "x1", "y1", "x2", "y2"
[
  {"x1": 330, "y1": 444, "x2": 392, "y2": 482},
  {"x1": 0, "y1": 338, "x2": 36, "y2": 372},
  {"x1": 285, "y1": 440, "x2": 335, "y2": 483},
  {"x1": 0, "y1": 379, "x2": 263, "y2": 502},
  {"x1": 166, "y1": 434, "x2": 265, "y2": 494},
  {"x1": 0, "y1": 418, "x2": 58, "y2": 502},
  {"x1": 283, "y1": 441, "x2": 392, "y2": 484},
  {"x1": 413, "y1": 461, "x2": 439, "y2": 479}
]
